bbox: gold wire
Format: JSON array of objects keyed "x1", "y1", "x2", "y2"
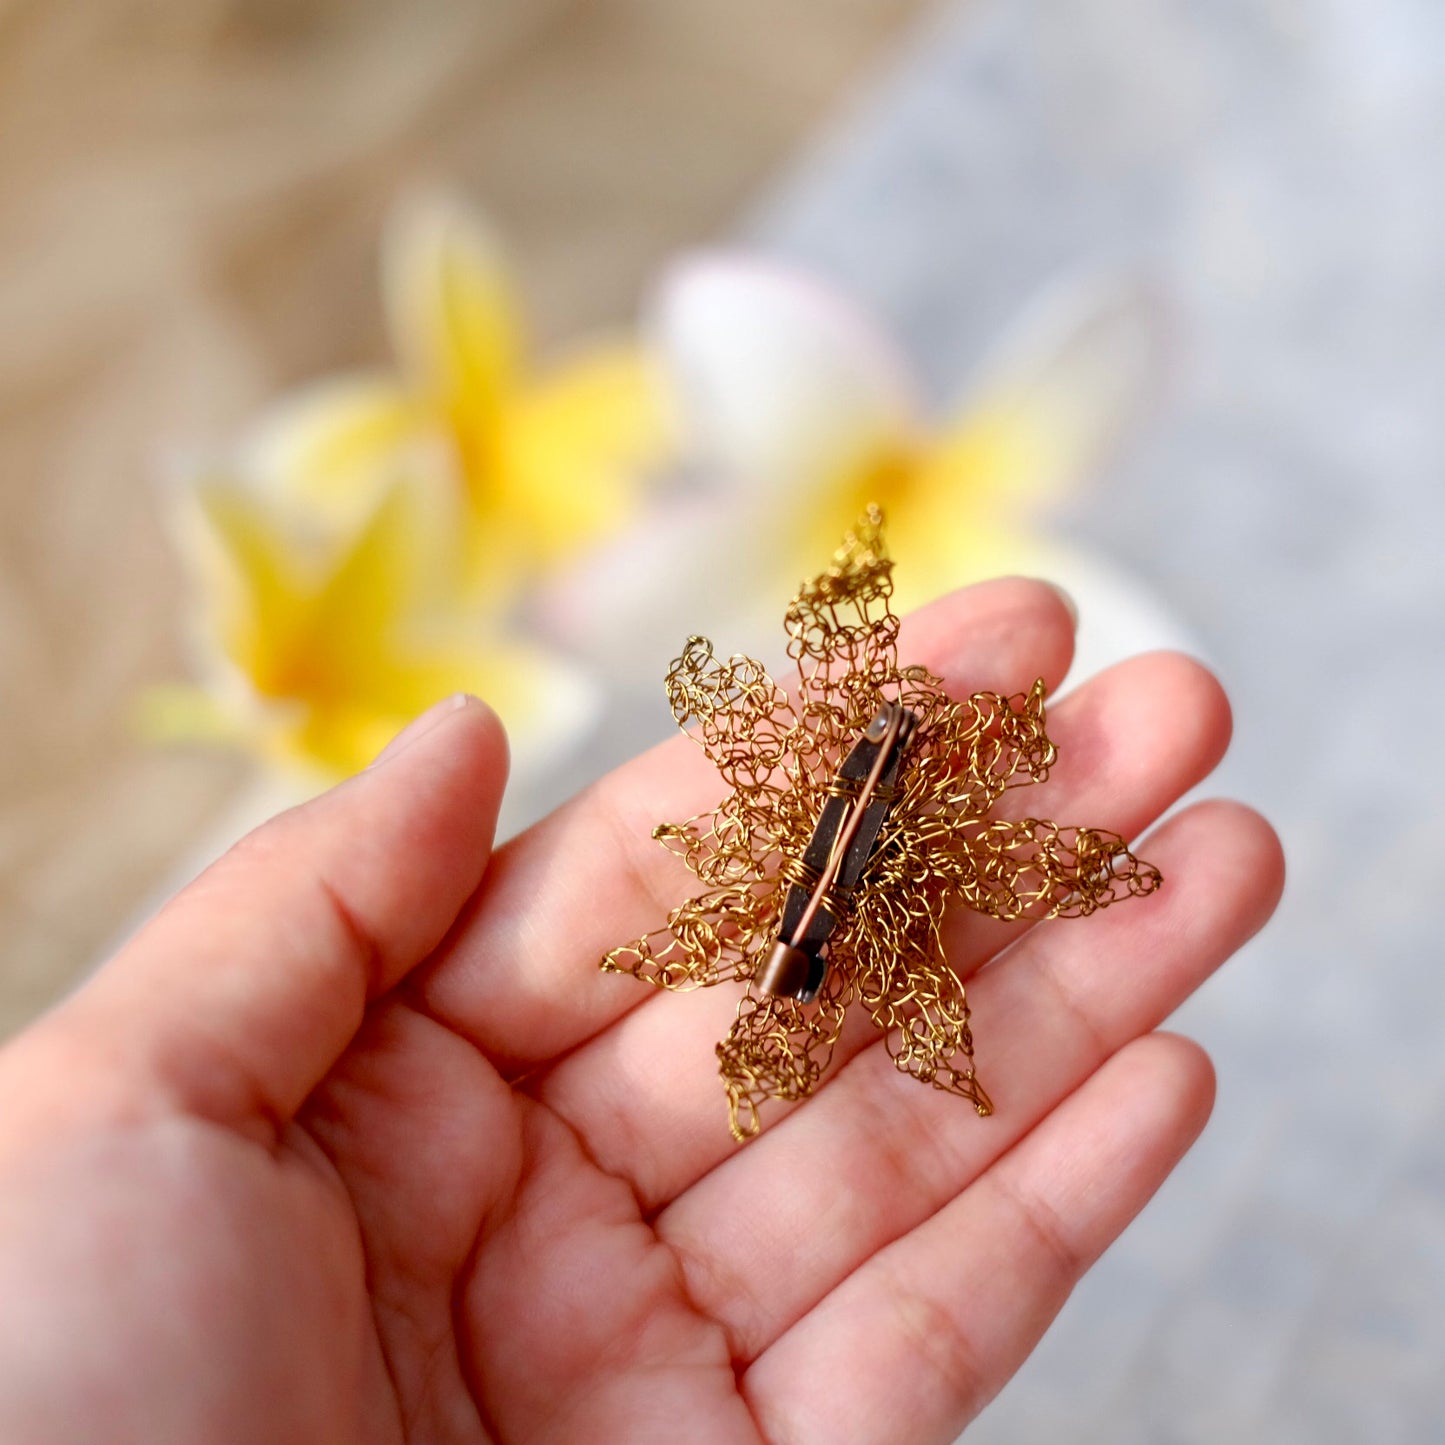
[{"x1": 600, "y1": 506, "x2": 1162, "y2": 1141}]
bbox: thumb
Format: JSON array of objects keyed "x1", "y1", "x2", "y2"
[{"x1": 14, "y1": 694, "x2": 508, "y2": 1137}]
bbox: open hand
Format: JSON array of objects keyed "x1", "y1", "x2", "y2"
[{"x1": 0, "y1": 579, "x2": 1283, "y2": 1443}]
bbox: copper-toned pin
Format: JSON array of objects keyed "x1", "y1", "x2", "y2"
[{"x1": 757, "y1": 699, "x2": 917, "y2": 1003}]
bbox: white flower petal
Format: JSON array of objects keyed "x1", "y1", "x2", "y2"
[
  {"x1": 538, "y1": 493, "x2": 792, "y2": 678},
  {"x1": 649, "y1": 252, "x2": 920, "y2": 502}
]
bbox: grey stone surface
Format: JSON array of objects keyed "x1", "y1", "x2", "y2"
[{"x1": 746, "y1": 1, "x2": 1445, "y2": 1439}]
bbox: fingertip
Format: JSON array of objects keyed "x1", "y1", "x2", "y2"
[
  {"x1": 1146, "y1": 797, "x2": 1286, "y2": 936},
  {"x1": 1131, "y1": 1031, "x2": 1218, "y2": 1143},
  {"x1": 1057, "y1": 1035, "x2": 1218, "y2": 1208},
  {"x1": 1139, "y1": 649, "x2": 1234, "y2": 758},
  {"x1": 1199, "y1": 799, "x2": 1286, "y2": 911},
  {"x1": 435, "y1": 693, "x2": 511, "y2": 803},
  {"x1": 1022, "y1": 650, "x2": 1232, "y2": 822},
  {"x1": 1098, "y1": 650, "x2": 1233, "y2": 776},
  {"x1": 370, "y1": 692, "x2": 469, "y2": 768},
  {"x1": 356, "y1": 691, "x2": 508, "y2": 825},
  {"x1": 370, "y1": 691, "x2": 508, "y2": 774},
  {"x1": 1026, "y1": 577, "x2": 1079, "y2": 630},
  {"x1": 901, "y1": 575, "x2": 1079, "y2": 695},
  {"x1": 338, "y1": 693, "x2": 510, "y2": 911}
]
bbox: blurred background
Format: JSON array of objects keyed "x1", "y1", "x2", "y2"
[
  {"x1": 0, "y1": 0, "x2": 932, "y2": 1031},
  {"x1": 3, "y1": 1, "x2": 1444, "y2": 1440}
]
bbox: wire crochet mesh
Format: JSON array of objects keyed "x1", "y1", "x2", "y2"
[{"x1": 601, "y1": 506, "x2": 1161, "y2": 1140}]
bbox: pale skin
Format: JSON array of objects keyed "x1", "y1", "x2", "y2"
[{"x1": 0, "y1": 579, "x2": 1283, "y2": 1444}]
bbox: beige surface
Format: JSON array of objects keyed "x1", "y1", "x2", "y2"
[{"x1": 0, "y1": 0, "x2": 929, "y2": 1035}]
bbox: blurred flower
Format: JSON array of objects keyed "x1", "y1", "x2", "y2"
[
  {"x1": 146, "y1": 193, "x2": 664, "y2": 780},
  {"x1": 547, "y1": 253, "x2": 1170, "y2": 668}
]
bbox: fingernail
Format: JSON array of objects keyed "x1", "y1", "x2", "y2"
[
  {"x1": 1038, "y1": 580, "x2": 1078, "y2": 627},
  {"x1": 369, "y1": 693, "x2": 474, "y2": 768}
]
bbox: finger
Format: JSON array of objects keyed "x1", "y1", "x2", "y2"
[
  {"x1": 17, "y1": 695, "x2": 508, "y2": 1137},
  {"x1": 655, "y1": 800, "x2": 1282, "y2": 1361},
  {"x1": 297, "y1": 999, "x2": 519, "y2": 1440},
  {"x1": 743, "y1": 1032, "x2": 1216, "y2": 1445},
  {"x1": 457, "y1": 1098, "x2": 757, "y2": 1445},
  {"x1": 936, "y1": 648, "x2": 1230, "y2": 975},
  {"x1": 419, "y1": 577, "x2": 1077, "y2": 1071},
  {"x1": 533, "y1": 651, "x2": 1230, "y2": 1209}
]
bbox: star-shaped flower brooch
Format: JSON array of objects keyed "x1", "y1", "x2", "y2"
[{"x1": 602, "y1": 507, "x2": 1161, "y2": 1140}]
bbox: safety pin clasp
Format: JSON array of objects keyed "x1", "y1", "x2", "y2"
[{"x1": 759, "y1": 699, "x2": 917, "y2": 1002}]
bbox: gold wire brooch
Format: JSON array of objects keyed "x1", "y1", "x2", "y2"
[{"x1": 602, "y1": 507, "x2": 1161, "y2": 1140}]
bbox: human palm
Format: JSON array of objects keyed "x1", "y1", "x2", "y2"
[{"x1": 0, "y1": 580, "x2": 1282, "y2": 1444}]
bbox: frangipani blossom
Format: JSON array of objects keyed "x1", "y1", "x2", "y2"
[
  {"x1": 547, "y1": 253, "x2": 1176, "y2": 680},
  {"x1": 147, "y1": 468, "x2": 593, "y2": 779},
  {"x1": 148, "y1": 193, "x2": 666, "y2": 780}
]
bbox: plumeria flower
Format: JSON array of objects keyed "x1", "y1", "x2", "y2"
[
  {"x1": 547, "y1": 253, "x2": 1188, "y2": 685},
  {"x1": 147, "y1": 193, "x2": 666, "y2": 782}
]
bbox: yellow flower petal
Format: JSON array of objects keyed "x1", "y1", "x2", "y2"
[
  {"x1": 182, "y1": 477, "x2": 309, "y2": 689},
  {"x1": 883, "y1": 509, "x2": 1045, "y2": 615},
  {"x1": 383, "y1": 191, "x2": 519, "y2": 489},
  {"x1": 182, "y1": 473, "x2": 457, "y2": 716},
  {"x1": 898, "y1": 405, "x2": 1054, "y2": 596},
  {"x1": 271, "y1": 637, "x2": 595, "y2": 781},
  {"x1": 849, "y1": 275, "x2": 1168, "y2": 612},
  {"x1": 170, "y1": 461, "x2": 598, "y2": 781},
  {"x1": 241, "y1": 373, "x2": 431, "y2": 526},
  {"x1": 782, "y1": 442, "x2": 1044, "y2": 614},
  {"x1": 503, "y1": 341, "x2": 665, "y2": 563},
  {"x1": 296, "y1": 478, "x2": 453, "y2": 674}
]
